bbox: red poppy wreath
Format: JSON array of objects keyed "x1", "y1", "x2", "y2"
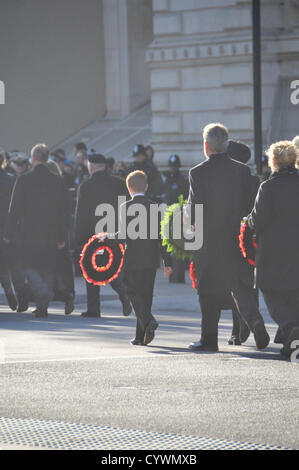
[
  {"x1": 80, "y1": 235, "x2": 125, "y2": 286},
  {"x1": 238, "y1": 220, "x2": 257, "y2": 267}
]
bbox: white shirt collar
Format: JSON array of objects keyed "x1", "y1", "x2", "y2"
[{"x1": 132, "y1": 193, "x2": 145, "y2": 198}]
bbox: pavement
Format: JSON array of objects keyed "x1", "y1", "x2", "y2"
[{"x1": 0, "y1": 270, "x2": 298, "y2": 450}]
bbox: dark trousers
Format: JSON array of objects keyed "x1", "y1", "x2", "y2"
[
  {"x1": 124, "y1": 268, "x2": 156, "y2": 341},
  {"x1": 25, "y1": 267, "x2": 54, "y2": 312},
  {"x1": 0, "y1": 240, "x2": 13, "y2": 293},
  {"x1": 231, "y1": 306, "x2": 241, "y2": 336},
  {"x1": 10, "y1": 249, "x2": 29, "y2": 304},
  {"x1": 262, "y1": 289, "x2": 299, "y2": 343},
  {"x1": 86, "y1": 269, "x2": 126, "y2": 314},
  {"x1": 231, "y1": 289, "x2": 258, "y2": 336},
  {"x1": 169, "y1": 255, "x2": 185, "y2": 284},
  {"x1": 199, "y1": 282, "x2": 264, "y2": 346},
  {"x1": 53, "y1": 246, "x2": 75, "y2": 301}
]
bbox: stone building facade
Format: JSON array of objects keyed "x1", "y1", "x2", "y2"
[
  {"x1": 147, "y1": 0, "x2": 299, "y2": 169},
  {"x1": 1, "y1": 0, "x2": 299, "y2": 167},
  {"x1": 0, "y1": 0, "x2": 153, "y2": 151}
]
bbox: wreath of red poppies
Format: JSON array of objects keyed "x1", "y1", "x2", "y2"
[
  {"x1": 238, "y1": 220, "x2": 257, "y2": 267},
  {"x1": 80, "y1": 235, "x2": 125, "y2": 286}
]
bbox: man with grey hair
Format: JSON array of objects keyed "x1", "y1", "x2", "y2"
[
  {"x1": 5, "y1": 143, "x2": 69, "y2": 317},
  {"x1": 188, "y1": 123, "x2": 269, "y2": 352},
  {"x1": 202, "y1": 123, "x2": 230, "y2": 154}
]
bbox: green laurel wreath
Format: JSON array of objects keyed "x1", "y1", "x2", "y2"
[{"x1": 160, "y1": 195, "x2": 192, "y2": 261}]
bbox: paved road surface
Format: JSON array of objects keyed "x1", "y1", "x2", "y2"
[{"x1": 0, "y1": 271, "x2": 298, "y2": 450}]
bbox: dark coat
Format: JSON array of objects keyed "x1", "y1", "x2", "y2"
[
  {"x1": 188, "y1": 153, "x2": 254, "y2": 294},
  {"x1": 163, "y1": 170, "x2": 189, "y2": 205},
  {"x1": 247, "y1": 168, "x2": 299, "y2": 290},
  {"x1": 129, "y1": 160, "x2": 163, "y2": 200},
  {"x1": 75, "y1": 170, "x2": 128, "y2": 246},
  {"x1": 119, "y1": 195, "x2": 171, "y2": 271},
  {"x1": 5, "y1": 164, "x2": 69, "y2": 267},
  {"x1": 0, "y1": 169, "x2": 15, "y2": 235}
]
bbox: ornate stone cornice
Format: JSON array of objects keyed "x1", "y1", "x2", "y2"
[{"x1": 146, "y1": 41, "x2": 253, "y2": 64}]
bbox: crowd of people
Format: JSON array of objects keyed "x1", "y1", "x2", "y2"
[
  {"x1": 0, "y1": 124, "x2": 299, "y2": 359},
  {"x1": 0, "y1": 142, "x2": 188, "y2": 316}
]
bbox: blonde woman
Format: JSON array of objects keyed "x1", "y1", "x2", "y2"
[
  {"x1": 247, "y1": 141, "x2": 299, "y2": 359},
  {"x1": 292, "y1": 135, "x2": 299, "y2": 168}
]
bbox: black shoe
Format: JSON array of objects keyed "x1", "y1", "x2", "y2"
[
  {"x1": 65, "y1": 294, "x2": 75, "y2": 315},
  {"x1": 16, "y1": 301, "x2": 29, "y2": 313},
  {"x1": 253, "y1": 320, "x2": 270, "y2": 350},
  {"x1": 188, "y1": 341, "x2": 218, "y2": 352},
  {"x1": 280, "y1": 326, "x2": 299, "y2": 360},
  {"x1": 143, "y1": 320, "x2": 159, "y2": 345},
  {"x1": 81, "y1": 311, "x2": 101, "y2": 318},
  {"x1": 274, "y1": 326, "x2": 284, "y2": 344},
  {"x1": 4, "y1": 289, "x2": 17, "y2": 311},
  {"x1": 239, "y1": 320, "x2": 250, "y2": 344},
  {"x1": 228, "y1": 335, "x2": 241, "y2": 346},
  {"x1": 35, "y1": 310, "x2": 48, "y2": 318},
  {"x1": 121, "y1": 296, "x2": 132, "y2": 317},
  {"x1": 130, "y1": 338, "x2": 144, "y2": 346}
]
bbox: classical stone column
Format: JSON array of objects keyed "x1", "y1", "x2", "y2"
[
  {"x1": 103, "y1": 0, "x2": 153, "y2": 118},
  {"x1": 103, "y1": 0, "x2": 130, "y2": 118}
]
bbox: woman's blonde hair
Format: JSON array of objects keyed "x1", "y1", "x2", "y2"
[
  {"x1": 266, "y1": 140, "x2": 298, "y2": 172},
  {"x1": 292, "y1": 136, "x2": 299, "y2": 169}
]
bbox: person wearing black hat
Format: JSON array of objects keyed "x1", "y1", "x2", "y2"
[
  {"x1": 163, "y1": 154, "x2": 189, "y2": 283},
  {"x1": 163, "y1": 154, "x2": 189, "y2": 206},
  {"x1": 129, "y1": 145, "x2": 163, "y2": 201},
  {"x1": 106, "y1": 157, "x2": 115, "y2": 175},
  {"x1": 75, "y1": 152, "x2": 132, "y2": 317},
  {"x1": 226, "y1": 140, "x2": 260, "y2": 346},
  {"x1": 8, "y1": 151, "x2": 30, "y2": 177}
]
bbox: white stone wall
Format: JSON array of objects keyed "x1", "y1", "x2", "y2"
[{"x1": 147, "y1": 0, "x2": 299, "y2": 170}]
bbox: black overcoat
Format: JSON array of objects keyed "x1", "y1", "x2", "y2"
[
  {"x1": 188, "y1": 153, "x2": 254, "y2": 294},
  {"x1": 75, "y1": 170, "x2": 128, "y2": 246},
  {"x1": 0, "y1": 169, "x2": 15, "y2": 235},
  {"x1": 5, "y1": 164, "x2": 68, "y2": 268},
  {"x1": 118, "y1": 195, "x2": 171, "y2": 271},
  {"x1": 247, "y1": 168, "x2": 299, "y2": 290}
]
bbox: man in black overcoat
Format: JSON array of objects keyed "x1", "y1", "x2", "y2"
[
  {"x1": 75, "y1": 152, "x2": 131, "y2": 317},
  {"x1": 5, "y1": 144, "x2": 69, "y2": 317},
  {"x1": 0, "y1": 149, "x2": 17, "y2": 310},
  {"x1": 188, "y1": 123, "x2": 269, "y2": 351}
]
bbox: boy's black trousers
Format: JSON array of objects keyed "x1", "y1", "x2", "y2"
[{"x1": 124, "y1": 268, "x2": 157, "y2": 341}]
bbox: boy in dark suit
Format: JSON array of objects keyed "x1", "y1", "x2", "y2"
[{"x1": 119, "y1": 170, "x2": 172, "y2": 345}]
